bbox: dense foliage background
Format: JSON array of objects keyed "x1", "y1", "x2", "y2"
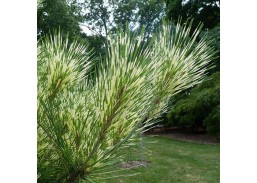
[{"x1": 167, "y1": 72, "x2": 220, "y2": 136}]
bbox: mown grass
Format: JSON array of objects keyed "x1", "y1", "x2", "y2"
[{"x1": 104, "y1": 135, "x2": 220, "y2": 183}]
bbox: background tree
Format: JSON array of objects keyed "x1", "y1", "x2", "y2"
[
  {"x1": 203, "y1": 25, "x2": 220, "y2": 74},
  {"x1": 37, "y1": 0, "x2": 84, "y2": 39},
  {"x1": 112, "y1": 0, "x2": 166, "y2": 38},
  {"x1": 165, "y1": 0, "x2": 220, "y2": 30},
  {"x1": 81, "y1": 0, "x2": 112, "y2": 45},
  {"x1": 81, "y1": 0, "x2": 166, "y2": 39}
]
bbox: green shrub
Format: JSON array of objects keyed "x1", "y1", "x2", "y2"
[
  {"x1": 167, "y1": 72, "x2": 220, "y2": 135},
  {"x1": 204, "y1": 105, "x2": 220, "y2": 136}
]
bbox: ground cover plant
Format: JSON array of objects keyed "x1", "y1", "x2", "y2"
[
  {"x1": 105, "y1": 136, "x2": 220, "y2": 183},
  {"x1": 37, "y1": 19, "x2": 215, "y2": 182}
]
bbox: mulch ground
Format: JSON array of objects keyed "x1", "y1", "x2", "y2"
[
  {"x1": 119, "y1": 161, "x2": 149, "y2": 169},
  {"x1": 145, "y1": 132, "x2": 219, "y2": 144}
]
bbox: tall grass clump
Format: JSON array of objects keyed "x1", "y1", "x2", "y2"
[{"x1": 37, "y1": 21, "x2": 215, "y2": 182}]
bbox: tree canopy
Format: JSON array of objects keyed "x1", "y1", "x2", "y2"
[
  {"x1": 82, "y1": 0, "x2": 166, "y2": 38},
  {"x1": 37, "y1": 0, "x2": 83, "y2": 39},
  {"x1": 165, "y1": 0, "x2": 220, "y2": 30}
]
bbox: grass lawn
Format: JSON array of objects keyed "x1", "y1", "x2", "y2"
[{"x1": 104, "y1": 135, "x2": 220, "y2": 183}]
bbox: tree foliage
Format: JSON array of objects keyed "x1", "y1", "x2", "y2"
[
  {"x1": 165, "y1": 0, "x2": 220, "y2": 30},
  {"x1": 167, "y1": 72, "x2": 220, "y2": 136},
  {"x1": 203, "y1": 25, "x2": 220, "y2": 74},
  {"x1": 113, "y1": 0, "x2": 166, "y2": 35},
  {"x1": 37, "y1": 20, "x2": 215, "y2": 182},
  {"x1": 82, "y1": 0, "x2": 166, "y2": 37},
  {"x1": 37, "y1": 0, "x2": 83, "y2": 39}
]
